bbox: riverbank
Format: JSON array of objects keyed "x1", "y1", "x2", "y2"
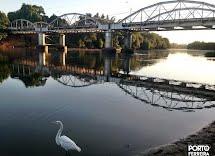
[
  {"x1": 0, "y1": 34, "x2": 37, "y2": 48},
  {"x1": 136, "y1": 121, "x2": 215, "y2": 156}
]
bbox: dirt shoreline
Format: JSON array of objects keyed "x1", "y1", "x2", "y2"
[{"x1": 136, "y1": 121, "x2": 215, "y2": 156}]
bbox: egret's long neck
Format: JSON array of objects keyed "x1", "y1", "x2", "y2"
[{"x1": 56, "y1": 123, "x2": 63, "y2": 145}]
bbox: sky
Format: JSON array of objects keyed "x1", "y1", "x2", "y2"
[{"x1": 1, "y1": 0, "x2": 215, "y2": 44}]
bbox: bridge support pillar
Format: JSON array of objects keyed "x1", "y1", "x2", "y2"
[
  {"x1": 103, "y1": 31, "x2": 116, "y2": 54},
  {"x1": 125, "y1": 32, "x2": 132, "y2": 49},
  {"x1": 37, "y1": 45, "x2": 48, "y2": 54},
  {"x1": 103, "y1": 53, "x2": 116, "y2": 82},
  {"x1": 58, "y1": 34, "x2": 68, "y2": 52},
  {"x1": 39, "y1": 52, "x2": 46, "y2": 66},
  {"x1": 57, "y1": 46, "x2": 67, "y2": 52},
  {"x1": 59, "y1": 34, "x2": 66, "y2": 46},
  {"x1": 121, "y1": 32, "x2": 134, "y2": 54},
  {"x1": 105, "y1": 31, "x2": 113, "y2": 48},
  {"x1": 38, "y1": 33, "x2": 48, "y2": 53},
  {"x1": 59, "y1": 50, "x2": 67, "y2": 66},
  {"x1": 104, "y1": 57, "x2": 112, "y2": 78},
  {"x1": 122, "y1": 55, "x2": 131, "y2": 74},
  {"x1": 38, "y1": 33, "x2": 46, "y2": 46}
]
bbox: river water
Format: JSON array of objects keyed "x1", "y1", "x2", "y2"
[{"x1": 0, "y1": 48, "x2": 215, "y2": 156}]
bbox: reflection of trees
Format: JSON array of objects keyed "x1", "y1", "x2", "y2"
[
  {"x1": 0, "y1": 64, "x2": 10, "y2": 84},
  {"x1": 64, "y1": 51, "x2": 168, "y2": 74},
  {"x1": 130, "y1": 50, "x2": 169, "y2": 70},
  {"x1": 67, "y1": 51, "x2": 103, "y2": 70},
  {"x1": 13, "y1": 73, "x2": 47, "y2": 88},
  {"x1": 0, "y1": 54, "x2": 9, "y2": 63},
  {"x1": 50, "y1": 51, "x2": 169, "y2": 75}
]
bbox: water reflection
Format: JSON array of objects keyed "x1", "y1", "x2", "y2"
[
  {"x1": 1, "y1": 48, "x2": 215, "y2": 156},
  {"x1": 39, "y1": 52, "x2": 46, "y2": 66},
  {"x1": 118, "y1": 81, "x2": 215, "y2": 112},
  {"x1": 0, "y1": 64, "x2": 10, "y2": 83},
  {"x1": 1, "y1": 49, "x2": 214, "y2": 111},
  {"x1": 132, "y1": 53, "x2": 215, "y2": 85}
]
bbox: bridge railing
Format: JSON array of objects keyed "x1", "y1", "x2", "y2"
[{"x1": 7, "y1": 0, "x2": 215, "y2": 32}]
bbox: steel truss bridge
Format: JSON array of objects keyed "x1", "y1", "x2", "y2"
[
  {"x1": 11, "y1": 61, "x2": 215, "y2": 112},
  {"x1": 8, "y1": 0, "x2": 215, "y2": 33}
]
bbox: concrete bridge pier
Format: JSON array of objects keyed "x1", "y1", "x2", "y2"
[
  {"x1": 22, "y1": 65, "x2": 25, "y2": 76},
  {"x1": 38, "y1": 33, "x2": 46, "y2": 46},
  {"x1": 105, "y1": 31, "x2": 113, "y2": 48},
  {"x1": 39, "y1": 52, "x2": 46, "y2": 66},
  {"x1": 104, "y1": 57, "x2": 112, "y2": 78},
  {"x1": 59, "y1": 34, "x2": 65, "y2": 46},
  {"x1": 59, "y1": 50, "x2": 67, "y2": 66},
  {"x1": 104, "y1": 54, "x2": 116, "y2": 82},
  {"x1": 58, "y1": 34, "x2": 67, "y2": 52},
  {"x1": 103, "y1": 31, "x2": 116, "y2": 54},
  {"x1": 121, "y1": 32, "x2": 134, "y2": 54},
  {"x1": 38, "y1": 33, "x2": 48, "y2": 54},
  {"x1": 125, "y1": 32, "x2": 132, "y2": 48},
  {"x1": 122, "y1": 55, "x2": 131, "y2": 74}
]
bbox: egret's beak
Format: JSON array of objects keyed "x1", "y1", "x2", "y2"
[{"x1": 51, "y1": 121, "x2": 56, "y2": 124}]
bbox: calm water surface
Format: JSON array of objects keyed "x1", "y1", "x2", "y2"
[{"x1": 0, "y1": 48, "x2": 215, "y2": 156}]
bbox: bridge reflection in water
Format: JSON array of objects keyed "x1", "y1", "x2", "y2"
[{"x1": 10, "y1": 50, "x2": 215, "y2": 112}]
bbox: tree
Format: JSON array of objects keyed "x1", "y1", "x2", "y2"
[
  {"x1": 110, "y1": 16, "x2": 116, "y2": 22},
  {"x1": 0, "y1": 64, "x2": 10, "y2": 84},
  {"x1": 48, "y1": 14, "x2": 58, "y2": 23},
  {"x1": 94, "y1": 13, "x2": 99, "y2": 18},
  {"x1": 78, "y1": 39, "x2": 85, "y2": 48},
  {"x1": 0, "y1": 11, "x2": 10, "y2": 29},
  {"x1": 86, "y1": 13, "x2": 92, "y2": 17},
  {"x1": 99, "y1": 38, "x2": 104, "y2": 48},
  {"x1": 8, "y1": 3, "x2": 46, "y2": 22},
  {"x1": 187, "y1": 41, "x2": 215, "y2": 50},
  {"x1": 101, "y1": 14, "x2": 105, "y2": 19}
]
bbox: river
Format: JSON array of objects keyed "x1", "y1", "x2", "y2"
[{"x1": 0, "y1": 48, "x2": 214, "y2": 156}]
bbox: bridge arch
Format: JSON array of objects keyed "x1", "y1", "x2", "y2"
[
  {"x1": 118, "y1": 0, "x2": 215, "y2": 30},
  {"x1": 48, "y1": 13, "x2": 112, "y2": 32},
  {"x1": 9, "y1": 19, "x2": 35, "y2": 31},
  {"x1": 118, "y1": 81, "x2": 215, "y2": 111},
  {"x1": 53, "y1": 74, "x2": 98, "y2": 88}
]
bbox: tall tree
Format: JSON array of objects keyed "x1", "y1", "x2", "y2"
[
  {"x1": 8, "y1": 3, "x2": 45, "y2": 22},
  {"x1": 0, "y1": 11, "x2": 10, "y2": 29}
]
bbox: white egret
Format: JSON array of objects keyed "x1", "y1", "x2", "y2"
[{"x1": 52, "y1": 121, "x2": 81, "y2": 152}]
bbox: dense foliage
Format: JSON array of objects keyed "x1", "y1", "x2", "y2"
[
  {"x1": 0, "y1": 54, "x2": 9, "y2": 63},
  {"x1": 205, "y1": 52, "x2": 215, "y2": 57},
  {"x1": 132, "y1": 32, "x2": 170, "y2": 50},
  {"x1": 0, "y1": 11, "x2": 9, "y2": 40},
  {"x1": 8, "y1": 3, "x2": 45, "y2": 22},
  {"x1": 0, "y1": 11, "x2": 10, "y2": 29},
  {"x1": 63, "y1": 31, "x2": 170, "y2": 50},
  {"x1": 170, "y1": 43, "x2": 187, "y2": 49},
  {"x1": 0, "y1": 64, "x2": 10, "y2": 84},
  {"x1": 187, "y1": 41, "x2": 215, "y2": 50}
]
